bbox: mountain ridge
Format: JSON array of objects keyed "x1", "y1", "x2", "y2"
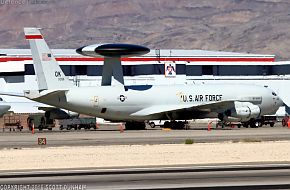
[{"x1": 1, "y1": 0, "x2": 290, "y2": 60}]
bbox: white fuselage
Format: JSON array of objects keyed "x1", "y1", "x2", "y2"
[{"x1": 30, "y1": 84, "x2": 282, "y2": 121}]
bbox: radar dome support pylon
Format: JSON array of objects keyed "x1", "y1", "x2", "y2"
[{"x1": 76, "y1": 43, "x2": 150, "y2": 86}]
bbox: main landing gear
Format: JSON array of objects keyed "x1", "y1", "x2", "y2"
[
  {"x1": 125, "y1": 121, "x2": 146, "y2": 130},
  {"x1": 125, "y1": 120, "x2": 188, "y2": 130},
  {"x1": 163, "y1": 121, "x2": 187, "y2": 130}
]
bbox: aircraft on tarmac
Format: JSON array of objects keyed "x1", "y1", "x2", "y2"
[
  {"x1": 0, "y1": 97, "x2": 78, "y2": 120},
  {"x1": 1, "y1": 27, "x2": 283, "y2": 129},
  {"x1": 0, "y1": 97, "x2": 11, "y2": 116}
]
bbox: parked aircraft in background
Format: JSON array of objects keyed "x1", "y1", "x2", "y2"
[
  {"x1": 1, "y1": 27, "x2": 283, "y2": 129},
  {"x1": 0, "y1": 97, "x2": 10, "y2": 116},
  {"x1": 0, "y1": 98, "x2": 78, "y2": 119}
]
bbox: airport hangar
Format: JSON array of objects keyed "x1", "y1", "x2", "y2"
[{"x1": 0, "y1": 48, "x2": 289, "y2": 115}]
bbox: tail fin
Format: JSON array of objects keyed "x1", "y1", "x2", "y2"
[{"x1": 24, "y1": 28, "x2": 73, "y2": 90}]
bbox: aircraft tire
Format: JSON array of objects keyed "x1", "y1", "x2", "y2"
[
  {"x1": 171, "y1": 121, "x2": 177, "y2": 129},
  {"x1": 242, "y1": 123, "x2": 249, "y2": 128},
  {"x1": 250, "y1": 121, "x2": 259, "y2": 128},
  {"x1": 149, "y1": 122, "x2": 155, "y2": 128},
  {"x1": 176, "y1": 121, "x2": 185, "y2": 129},
  {"x1": 125, "y1": 122, "x2": 146, "y2": 130},
  {"x1": 256, "y1": 121, "x2": 262, "y2": 128},
  {"x1": 164, "y1": 121, "x2": 170, "y2": 129}
]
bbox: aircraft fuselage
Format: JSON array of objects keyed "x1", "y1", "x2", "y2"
[{"x1": 31, "y1": 84, "x2": 282, "y2": 121}]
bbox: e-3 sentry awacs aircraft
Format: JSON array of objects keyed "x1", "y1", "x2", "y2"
[{"x1": 7, "y1": 27, "x2": 282, "y2": 129}]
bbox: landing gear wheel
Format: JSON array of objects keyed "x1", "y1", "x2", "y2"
[
  {"x1": 38, "y1": 125, "x2": 43, "y2": 131},
  {"x1": 242, "y1": 123, "x2": 249, "y2": 128},
  {"x1": 149, "y1": 122, "x2": 155, "y2": 128},
  {"x1": 163, "y1": 121, "x2": 185, "y2": 130},
  {"x1": 125, "y1": 122, "x2": 146, "y2": 130},
  {"x1": 176, "y1": 121, "x2": 185, "y2": 129},
  {"x1": 171, "y1": 121, "x2": 178, "y2": 129},
  {"x1": 250, "y1": 121, "x2": 260, "y2": 128},
  {"x1": 164, "y1": 121, "x2": 170, "y2": 129},
  {"x1": 256, "y1": 121, "x2": 262, "y2": 128}
]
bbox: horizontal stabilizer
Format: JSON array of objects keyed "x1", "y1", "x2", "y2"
[{"x1": 24, "y1": 89, "x2": 68, "y2": 100}]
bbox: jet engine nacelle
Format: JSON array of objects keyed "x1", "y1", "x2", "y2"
[{"x1": 220, "y1": 102, "x2": 261, "y2": 122}]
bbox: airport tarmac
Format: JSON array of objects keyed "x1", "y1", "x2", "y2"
[
  {"x1": 1, "y1": 124, "x2": 290, "y2": 188},
  {"x1": 0, "y1": 123, "x2": 289, "y2": 148}
]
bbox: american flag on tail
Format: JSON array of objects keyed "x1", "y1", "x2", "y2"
[{"x1": 42, "y1": 53, "x2": 52, "y2": 61}]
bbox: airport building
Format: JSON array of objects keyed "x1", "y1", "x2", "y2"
[{"x1": 0, "y1": 48, "x2": 289, "y2": 114}]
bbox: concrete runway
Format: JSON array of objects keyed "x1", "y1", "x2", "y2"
[
  {"x1": 0, "y1": 124, "x2": 290, "y2": 148},
  {"x1": 1, "y1": 163, "x2": 290, "y2": 189}
]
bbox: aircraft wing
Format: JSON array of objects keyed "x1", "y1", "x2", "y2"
[
  {"x1": 131, "y1": 104, "x2": 193, "y2": 116},
  {"x1": 130, "y1": 100, "x2": 236, "y2": 117},
  {"x1": 196, "y1": 100, "x2": 236, "y2": 113}
]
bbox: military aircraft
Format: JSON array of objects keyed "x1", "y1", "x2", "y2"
[
  {"x1": 0, "y1": 97, "x2": 11, "y2": 116},
  {"x1": 3, "y1": 27, "x2": 283, "y2": 129}
]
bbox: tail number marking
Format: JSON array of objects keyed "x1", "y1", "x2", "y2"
[{"x1": 55, "y1": 71, "x2": 64, "y2": 81}]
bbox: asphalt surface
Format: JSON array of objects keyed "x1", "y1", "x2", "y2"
[
  {"x1": 1, "y1": 124, "x2": 290, "y2": 189},
  {"x1": 0, "y1": 123, "x2": 290, "y2": 148},
  {"x1": 1, "y1": 163, "x2": 290, "y2": 189}
]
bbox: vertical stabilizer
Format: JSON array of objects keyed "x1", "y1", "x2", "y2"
[{"x1": 24, "y1": 28, "x2": 73, "y2": 90}]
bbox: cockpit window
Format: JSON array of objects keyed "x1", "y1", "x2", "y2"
[
  {"x1": 272, "y1": 92, "x2": 277, "y2": 96},
  {"x1": 0, "y1": 98, "x2": 3, "y2": 101}
]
